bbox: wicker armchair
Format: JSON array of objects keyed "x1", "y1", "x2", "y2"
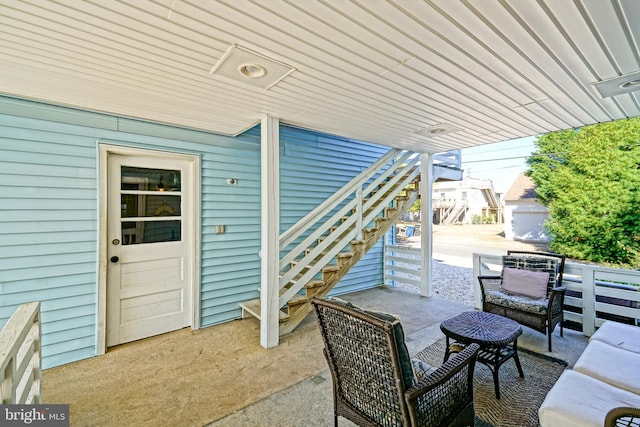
[
  {"x1": 311, "y1": 297, "x2": 479, "y2": 427},
  {"x1": 478, "y1": 250, "x2": 566, "y2": 351},
  {"x1": 605, "y1": 407, "x2": 640, "y2": 427}
]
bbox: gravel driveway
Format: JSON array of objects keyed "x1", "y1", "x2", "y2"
[{"x1": 396, "y1": 224, "x2": 548, "y2": 306}]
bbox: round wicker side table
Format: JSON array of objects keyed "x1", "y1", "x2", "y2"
[{"x1": 440, "y1": 310, "x2": 524, "y2": 399}]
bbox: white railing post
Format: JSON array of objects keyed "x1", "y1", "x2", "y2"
[
  {"x1": 581, "y1": 266, "x2": 597, "y2": 336},
  {"x1": 356, "y1": 188, "x2": 363, "y2": 241}
]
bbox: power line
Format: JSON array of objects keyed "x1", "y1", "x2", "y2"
[
  {"x1": 462, "y1": 151, "x2": 568, "y2": 164},
  {"x1": 466, "y1": 164, "x2": 526, "y2": 172},
  {"x1": 463, "y1": 155, "x2": 528, "y2": 164},
  {"x1": 462, "y1": 143, "x2": 535, "y2": 155}
]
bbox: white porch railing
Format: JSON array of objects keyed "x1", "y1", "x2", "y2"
[
  {"x1": 384, "y1": 245, "x2": 422, "y2": 289},
  {"x1": 472, "y1": 253, "x2": 640, "y2": 336},
  {"x1": 382, "y1": 247, "x2": 640, "y2": 336},
  {"x1": 433, "y1": 150, "x2": 461, "y2": 170},
  {"x1": 0, "y1": 302, "x2": 42, "y2": 404}
]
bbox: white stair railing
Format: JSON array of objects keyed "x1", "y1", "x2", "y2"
[
  {"x1": 442, "y1": 202, "x2": 467, "y2": 224},
  {"x1": 0, "y1": 302, "x2": 42, "y2": 404},
  {"x1": 278, "y1": 149, "x2": 420, "y2": 306},
  {"x1": 280, "y1": 148, "x2": 404, "y2": 249}
]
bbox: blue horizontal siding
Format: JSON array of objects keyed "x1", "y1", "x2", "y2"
[
  {"x1": 197, "y1": 123, "x2": 261, "y2": 325},
  {"x1": 0, "y1": 96, "x2": 391, "y2": 368},
  {"x1": 279, "y1": 126, "x2": 390, "y2": 294},
  {"x1": 0, "y1": 96, "x2": 262, "y2": 368}
]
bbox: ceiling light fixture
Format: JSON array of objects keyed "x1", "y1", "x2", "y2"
[
  {"x1": 238, "y1": 63, "x2": 266, "y2": 78},
  {"x1": 210, "y1": 44, "x2": 295, "y2": 90},
  {"x1": 593, "y1": 70, "x2": 640, "y2": 98},
  {"x1": 414, "y1": 123, "x2": 462, "y2": 138},
  {"x1": 427, "y1": 127, "x2": 447, "y2": 134},
  {"x1": 620, "y1": 79, "x2": 640, "y2": 89}
]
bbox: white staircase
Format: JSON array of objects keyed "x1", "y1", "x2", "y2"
[{"x1": 241, "y1": 149, "x2": 421, "y2": 335}]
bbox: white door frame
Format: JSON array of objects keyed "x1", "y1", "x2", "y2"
[{"x1": 97, "y1": 143, "x2": 201, "y2": 355}]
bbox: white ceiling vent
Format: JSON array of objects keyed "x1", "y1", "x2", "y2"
[
  {"x1": 414, "y1": 123, "x2": 462, "y2": 138},
  {"x1": 210, "y1": 44, "x2": 296, "y2": 90},
  {"x1": 593, "y1": 70, "x2": 640, "y2": 98}
]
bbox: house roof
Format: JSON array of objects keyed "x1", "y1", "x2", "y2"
[
  {"x1": 1, "y1": 2, "x2": 639, "y2": 152},
  {"x1": 504, "y1": 173, "x2": 537, "y2": 201}
]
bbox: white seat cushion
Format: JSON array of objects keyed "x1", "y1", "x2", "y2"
[
  {"x1": 590, "y1": 321, "x2": 640, "y2": 354},
  {"x1": 539, "y1": 370, "x2": 640, "y2": 427},
  {"x1": 574, "y1": 340, "x2": 640, "y2": 394}
]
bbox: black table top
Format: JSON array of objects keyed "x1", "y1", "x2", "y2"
[{"x1": 440, "y1": 311, "x2": 522, "y2": 347}]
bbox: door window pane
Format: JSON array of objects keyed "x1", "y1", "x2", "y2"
[
  {"x1": 121, "y1": 167, "x2": 181, "y2": 191},
  {"x1": 121, "y1": 195, "x2": 181, "y2": 218},
  {"x1": 122, "y1": 221, "x2": 181, "y2": 244},
  {"x1": 121, "y1": 166, "x2": 182, "y2": 245}
]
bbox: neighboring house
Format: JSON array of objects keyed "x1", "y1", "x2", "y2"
[
  {"x1": 432, "y1": 176, "x2": 502, "y2": 224},
  {"x1": 504, "y1": 173, "x2": 550, "y2": 242}
]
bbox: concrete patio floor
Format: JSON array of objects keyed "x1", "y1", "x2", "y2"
[{"x1": 42, "y1": 286, "x2": 589, "y2": 427}]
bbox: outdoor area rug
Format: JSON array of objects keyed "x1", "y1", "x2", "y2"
[{"x1": 416, "y1": 338, "x2": 568, "y2": 427}]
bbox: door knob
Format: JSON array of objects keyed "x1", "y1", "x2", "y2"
[{"x1": 110, "y1": 256, "x2": 119, "y2": 263}]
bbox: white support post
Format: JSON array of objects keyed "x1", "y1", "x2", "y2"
[
  {"x1": 472, "y1": 253, "x2": 483, "y2": 309},
  {"x1": 260, "y1": 115, "x2": 280, "y2": 349},
  {"x1": 420, "y1": 153, "x2": 434, "y2": 297},
  {"x1": 581, "y1": 266, "x2": 596, "y2": 337}
]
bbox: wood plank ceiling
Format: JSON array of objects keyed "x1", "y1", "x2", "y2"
[{"x1": 1, "y1": 0, "x2": 639, "y2": 152}]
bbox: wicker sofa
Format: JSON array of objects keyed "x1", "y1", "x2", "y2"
[{"x1": 539, "y1": 321, "x2": 640, "y2": 427}]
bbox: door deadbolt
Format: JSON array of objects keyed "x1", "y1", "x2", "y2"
[{"x1": 112, "y1": 239, "x2": 120, "y2": 245}]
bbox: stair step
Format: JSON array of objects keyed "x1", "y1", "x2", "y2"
[
  {"x1": 305, "y1": 279, "x2": 325, "y2": 292},
  {"x1": 322, "y1": 265, "x2": 340, "y2": 273},
  {"x1": 363, "y1": 228, "x2": 377, "y2": 239},
  {"x1": 374, "y1": 217, "x2": 389, "y2": 228},
  {"x1": 385, "y1": 206, "x2": 399, "y2": 216},
  {"x1": 336, "y1": 251, "x2": 354, "y2": 260},
  {"x1": 240, "y1": 298, "x2": 290, "y2": 321},
  {"x1": 286, "y1": 294, "x2": 308, "y2": 315},
  {"x1": 322, "y1": 265, "x2": 340, "y2": 282},
  {"x1": 301, "y1": 249, "x2": 353, "y2": 262},
  {"x1": 290, "y1": 258, "x2": 338, "y2": 269},
  {"x1": 281, "y1": 279, "x2": 325, "y2": 298},
  {"x1": 282, "y1": 263, "x2": 339, "y2": 289}
]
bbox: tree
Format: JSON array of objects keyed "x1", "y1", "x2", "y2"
[
  {"x1": 409, "y1": 198, "x2": 421, "y2": 214},
  {"x1": 527, "y1": 117, "x2": 640, "y2": 268}
]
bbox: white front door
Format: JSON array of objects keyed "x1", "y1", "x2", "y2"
[{"x1": 106, "y1": 153, "x2": 193, "y2": 346}]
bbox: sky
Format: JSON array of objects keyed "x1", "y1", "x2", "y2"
[{"x1": 460, "y1": 136, "x2": 537, "y2": 194}]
